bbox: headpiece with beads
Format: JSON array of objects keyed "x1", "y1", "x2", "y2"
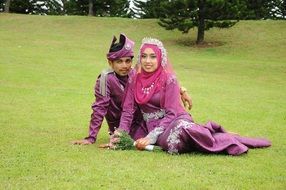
[{"x1": 139, "y1": 37, "x2": 167, "y2": 67}]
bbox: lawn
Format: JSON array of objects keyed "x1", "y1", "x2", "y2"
[{"x1": 0, "y1": 13, "x2": 285, "y2": 189}]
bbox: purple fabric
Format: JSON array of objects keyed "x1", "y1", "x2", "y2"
[
  {"x1": 119, "y1": 73, "x2": 188, "y2": 133},
  {"x1": 156, "y1": 120, "x2": 271, "y2": 155},
  {"x1": 85, "y1": 70, "x2": 147, "y2": 143},
  {"x1": 106, "y1": 34, "x2": 135, "y2": 61},
  {"x1": 119, "y1": 74, "x2": 271, "y2": 155}
]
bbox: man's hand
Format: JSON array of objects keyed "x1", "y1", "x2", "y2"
[
  {"x1": 98, "y1": 137, "x2": 119, "y2": 149},
  {"x1": 181, "y1": 91, "x2": 193, "y2": 110},
  {"x1": 135, "y1": 137, "x2": 151, "y2": 150},
  {"x1": 98, "y1": 143, "x2": 110, "y2": 148},
  {"x1": 71, "y1": 139, "x2": 92, "y2": 145}
]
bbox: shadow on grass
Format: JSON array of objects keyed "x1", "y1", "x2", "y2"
[{"x1": 169, "y1": 37, "x2": 226, "y2": 48}]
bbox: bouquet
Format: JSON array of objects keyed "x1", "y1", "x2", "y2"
[{"x1": 101, "y1": 131, "x2": 162, "y2": 152}]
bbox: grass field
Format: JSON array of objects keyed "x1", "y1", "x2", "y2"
[{"x1": 0, "y1": 13, "x2": 286, "y2": 189}]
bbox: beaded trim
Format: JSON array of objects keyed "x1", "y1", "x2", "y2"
[
  {"x1": 142, "y1": 82, "x2": 155, "y2": 94},
  {"x1": 167, "y1": 120, "x2": 194, "y2": 154},
  {"x1": 139, "y1": 37, "x2": 167, "y2": 67},
  {"x1": 146, "y1": 126, "x2": 165, "y2": 144},
  {"x1": 142, "y1": 109, "x2": 166, "y2": 122}
]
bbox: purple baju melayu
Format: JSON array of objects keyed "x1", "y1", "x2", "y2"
[
  {"x1": 119, "y1": 75, "x2": 271, "y2": 155},
  {"x1": 85, "y1": 69, "x2": 147, "y2": 143}
]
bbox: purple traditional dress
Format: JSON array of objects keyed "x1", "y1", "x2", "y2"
[
  {"x1": 118, "y1": 38, "x2": 271, "y2": 155},
  {"x1": 84, "y1": 34, "x2": 147, "y2": 143}
]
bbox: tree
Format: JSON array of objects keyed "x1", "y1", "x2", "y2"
[
  {"x1": 88, "y1": 0, "x2": 94, "y2": 16},
  {"x1": 4, "y1": 0, "x2": 33, "y2": 14},
  {"x1": 63, "y1": 0, "x2": 88, "y2": 15},
  {"x1": 158, "y1": 0, "x2": 244, "y2": 44},
  {"x1": 31, "y1": 0, "x2": 63, "y2": 15},
  {"x1": 132, "y1": 0, "x2": 169, "y2": 18},
  {"x1": 239, "y1": 0, "x2": 286, "y2": 20},
  {"x1": 1, "y1": 0, "x2": 63, "y2": 15},
  {"x1": 95, "y1": 0, "x2": 131, "y2": 17},
  {"x1": 0, "y1": 0, "x2": 5, "y2": 12},
  {"x1": 4, "y1": 0, "x2": 11, "y2": 13},
  {"x1": 63, "y1": 0, "x2": 131, "y2": 17},
  {"x1": 240, "y1": 0, "x2": 269, "y2": 19},
  {"x1": 268, "y1": 0, "x2": 286, "y2": 19}
]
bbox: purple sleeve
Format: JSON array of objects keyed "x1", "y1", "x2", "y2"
[
  {"x1": 158, "y1": 76, "x2": 181, "y2": 129},
  {"x1": 85, "y1": 78, "x2": 110, "y2": 143},
  {"x1": 118, "y1": 80, "x2": 136, "y2": 133}
]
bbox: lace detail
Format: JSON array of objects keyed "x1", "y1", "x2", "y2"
[
  {"x1": 167, "y1": 120, "x2": 194, "y2": 154},
  {"x1": 142, "y1": 109, "x2": 166, "y2": 122},
  {"x1": 146, "y1": 126, "x2": 165, "y2": 144},
  {"x1": 166, "y1": 75, "x2": 177, "y2": 85}
]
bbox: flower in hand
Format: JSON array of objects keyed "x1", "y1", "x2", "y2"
[
  {"x1": 109, "y1": 130, "x2": 135, "y2": 150},
  {"x1": 101, "y1": 131, "x2": 162, "y2": 152}
]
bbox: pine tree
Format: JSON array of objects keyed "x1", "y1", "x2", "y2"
[
  {"x1": 240, "y1": 0, "x2": 269, "y2": 19},
  {"x1": 3, "y1": 0, "x2": 33, "y2": 14},
  {"x1": 132, "y1": 0, "x2": 169, "y2": 18},
  {"x1": 63, "y1": 0, "x2": 130, "y2": 17},
  {"x1": 1, "y1": 0, "x2": 63, "y2": 15},
  {"x1": 268, "y1": 0, "x2": 286, "y2": 19},
  {"x1": 31, "y1": 0, "x2": 63, "y2": 15},
  {"x1": 107, "y1": 0, "x2": 131, "y2": 17},
  {"x1": 158, "y1": 0, "x2": 244, "y2": 44},
  {"x1": 0, "y1": 1, "x2": 3, "y2": 12},
  {"x1": 63, "y1": 0, "x2": 89, "y2": 15}
]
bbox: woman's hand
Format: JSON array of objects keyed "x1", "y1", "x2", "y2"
[
  {"x1": 135, "y1": 137, "x2": 151, "y2": 150},
  {"x1": 103, "y1": 130, "x2": 121, "y2": 149},
  {"x1": 113, "y1": 130, "x2": 121, "y2": 137}
]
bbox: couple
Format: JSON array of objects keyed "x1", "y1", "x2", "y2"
[
  {"x1": 72, "y1": 34, "x2": 192, "y2": 145},
  {"x1": 74, "y1": 34, "x2": 271, "y2": 155}
]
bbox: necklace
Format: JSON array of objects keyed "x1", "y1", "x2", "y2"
[{"x1": 142, "y1": 82, "x2": 155, "y2": 94}]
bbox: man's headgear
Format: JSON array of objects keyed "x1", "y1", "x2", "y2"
[{"x1": 107, "y1": 34, "x2": 134, "y2": 61}]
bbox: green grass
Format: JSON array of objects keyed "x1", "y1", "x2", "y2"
[{"x1": 0, "y1": 13, "x2": 286, "y2": 189}]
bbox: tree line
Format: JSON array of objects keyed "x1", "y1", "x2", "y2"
[
  {"x1": 1, "y1": 0, "x2": 285, "y2": 44},
  {"x1": 2, "y1": 0, "x2": 285, "y2": 19},
  {"x1": 0, "y1": 0, "x2": 132, "y2": 17}
]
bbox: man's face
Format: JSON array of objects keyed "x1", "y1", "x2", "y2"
[{"x1": 109, "y1": 57, "x2": 132, "y2": 76}]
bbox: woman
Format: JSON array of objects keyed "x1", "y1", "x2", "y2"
[{"x1": 117, "y1": 37, "x2": 271, "y2": 155}]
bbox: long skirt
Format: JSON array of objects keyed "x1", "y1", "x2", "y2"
[{"x1": 156, "y1": 119, "x2": 271, "y2": 155}]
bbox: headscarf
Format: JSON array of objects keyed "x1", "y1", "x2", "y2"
[
  {"x1": 134, "y1": 38, "x2": 171, "y2": 105},
  {"x1": 106, "y1": 34, "x2": 134, "y2": 61}
]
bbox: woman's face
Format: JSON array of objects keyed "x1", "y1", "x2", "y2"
[{"x1": 141, "y1": 48, "x2": 159, "y2": 73}]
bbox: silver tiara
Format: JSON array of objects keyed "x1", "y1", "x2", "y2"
[{"x1": 139, "y1": 37, "x2": 167, "y2": 67}]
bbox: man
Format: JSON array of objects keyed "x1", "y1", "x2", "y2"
[{"x1": 72, "y1": 34, "x2": 192, "y2": 145}]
